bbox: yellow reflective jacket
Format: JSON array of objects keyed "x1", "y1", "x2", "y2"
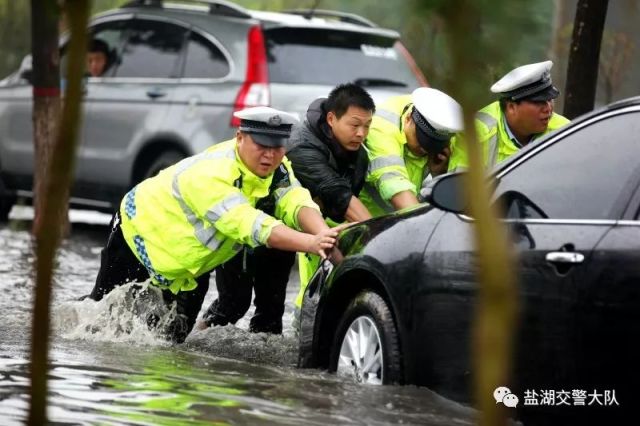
[
  {"x1": 448, "y1": 101, "x2": 570, "y2": 171},
  {"x1": 120, "y1": 139, "x2": 319, "y2": 294},
  {"x1": 360, "y1": 94, "x2": 428, "y2": 217}
]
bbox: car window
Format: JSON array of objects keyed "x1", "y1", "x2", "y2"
[
  {"x1": 498, "y1": 191, "x2": 548, "y2": 220},
  {"x1": 494, "y1": 111, "x2": 640, "y2": 220},
  {"x1": 114, "y1": 19, "x2": 186, "y2": 78},
  {"x1": 90, "y1": 21, "x2": 128, "y2": 57},
  {"x1": 59, "y1": 21, "x2": 127, "y2": 78},
  {"x1": 264, "y1": 28, "x2": 419, "y2": 87},
  {"x1": 182, "y1": 32, "x2": 229, "y2": 79}
]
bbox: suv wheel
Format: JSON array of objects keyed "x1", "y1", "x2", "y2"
[
  {"x1": 142, "y1": 150, "x2": 185, "y2": 181},
  {"x1": 329, "y1": 291, "x2": 402, "y2": 385},
  {"x1": 0, "y1": 178, "x2": 16, "y2": 223}
]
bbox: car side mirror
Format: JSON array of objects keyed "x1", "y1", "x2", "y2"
[
  {"x1": 422, "y1": 172, "x2": 467, "y2": 214},
  {"x1": 20, "y1": 70, "x2": 33, "y2": 84},
  {"x1": 18, "y1": 54, "x2": 33, "y2": 84}
]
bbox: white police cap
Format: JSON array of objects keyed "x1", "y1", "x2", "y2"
[
  {"x1": 491, "y1": 60, "x2": 560, "y2": 102},
  {"x1": 233, "y1": 106, "x2": 299, "y2": 147},
  {"x1": 411, "y1": 87, "x2": 463, "y2": 155}
]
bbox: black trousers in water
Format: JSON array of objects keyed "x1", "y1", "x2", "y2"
[
  {"x1": 89, "y1": 213, "x2": 210, "y2": 343},
  {"x1": 203, "y1": 246, "x2": 295, "y2": 334}
]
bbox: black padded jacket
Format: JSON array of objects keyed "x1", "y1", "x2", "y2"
[{"x1": 286, "y1": 98, "x2": 369, "y2": 222}]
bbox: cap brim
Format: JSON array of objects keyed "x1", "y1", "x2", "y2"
[
  {"x1": 247, "y1": 132, "x2": 287, "y2": 148},
  {"x1": 415, "y1": 126, "x2": 449, "y2": 156},
  {"x1": 522, "y1": 85, "x2": 560, "y2": 102}
]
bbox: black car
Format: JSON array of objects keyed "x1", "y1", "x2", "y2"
[{"x1": 297, "y1": 97, "x2": 640, "y2": 424}]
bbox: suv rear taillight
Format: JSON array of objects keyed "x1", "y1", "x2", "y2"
[{"x1": 231, "y1": 25, "x2": 270, "y2": 126}]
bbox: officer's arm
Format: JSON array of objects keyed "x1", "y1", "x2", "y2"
[
  {"x1": 296, "y1": 205, "x2": 330, "y2": 233},
  {"x1": 344, "y1": 196, "x2": 372, "y2": 222},
  {"x1": 179, "y1": 165, "x2": 284, "y2": 248},
  {"x1": 267, "y1": 222, "x2": 338, "y2": 259},
  {"x1": 390, "y1": 190, "x2": 419, "y2": 210},
  {"x1": 366, "y1": 127, "x2": 416, "y2": 211}
]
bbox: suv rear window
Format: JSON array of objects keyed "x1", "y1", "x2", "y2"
[
  {"x1": 264, "y1": 28, "x2": 419, "y2": 87},
  {"x1": 116, "y1": 19, "x2": 186, "y2": 78},
  {"x1": 183, "y1": 32, "x2": 230, "y2": 79}
]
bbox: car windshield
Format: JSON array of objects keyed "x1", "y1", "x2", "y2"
[{"x1": 264, "y1": 28, "x2": 420, "y2": 87}]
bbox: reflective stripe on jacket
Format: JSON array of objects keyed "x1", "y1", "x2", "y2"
[
  {"x1": 360, "y1": 94, "x2": 428, "y2": 217},
  {"x1": 120, "y1": 139, "x2": 319, "y2": 294},
  {"x1": 448, "y1": 101, "x2": 570, "y2": 171}
]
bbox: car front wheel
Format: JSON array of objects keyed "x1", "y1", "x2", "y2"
[
  {"x1": 329, "y1": 291, "x2": 402, "y2": 385},
  {"x1": 142, "y1": 150, "x2": 185, "y2": 181}
]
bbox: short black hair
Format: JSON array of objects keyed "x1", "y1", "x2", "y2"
[
  {"x1": 325, "y1": 83, "x2": 375, "y2": 118},
  {"x1": 499, "y1": 97, "x2": 521, "y2": 112},
  {"x1": 89, "y1": 38, "x2": 110, "y2": 56}
]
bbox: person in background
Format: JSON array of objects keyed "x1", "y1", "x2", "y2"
[
  {"x1": 360, "y1": 87, "x2": 463, "y2": 217},
  {"x1": 87, "y1": 38, "x2": 110, "y2": 77},
  {"x1": 448, "y1": 60, "x2": 570, "y2": 172}
]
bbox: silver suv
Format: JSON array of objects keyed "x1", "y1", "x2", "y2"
[{"x1": 0, "y1": 0, "x2": 424, "y2": 220}]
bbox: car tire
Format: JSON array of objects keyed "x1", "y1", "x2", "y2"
[
  {"x1": 0, "y1": 178, "x2": 16, "y2": 223},
  {"x1": 329, "y1": 291, "x2": 402, "y2": 385},
  {"x1": 142, "y1": 150, "x2": 185, "y2": 181}
]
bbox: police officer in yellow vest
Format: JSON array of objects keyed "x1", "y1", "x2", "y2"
[
  {"x1": 448, "y1": 60, "x2": 570, "y2": 172},
  {"x1": 88, "y1": 107, "x2": 339, "y2": 343},
  {"x1": 359, "y1": 87, "x2": 463, "y2": 217}
]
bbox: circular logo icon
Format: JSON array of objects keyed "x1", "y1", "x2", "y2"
[{"x1": 268, "y1": 115, "x2": 282, "y2": 127}]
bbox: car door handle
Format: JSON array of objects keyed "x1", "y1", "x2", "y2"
[
  {"x1": 545, "y1": 251, "x2": 585, "y2": 264},
  {"x1": 146, "y1": 88, "x2": 167, "y2": 99}
]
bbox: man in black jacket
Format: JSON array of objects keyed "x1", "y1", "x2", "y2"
[
  {"x1": 202, "y1": 83, "x2": 375, "y2": 334},
  {"x1": 287, "y1": 83, "x2": 375, "y2": 223},
  {"x1": 287, "y1": 83, "x2": 376, "y2": 314}
]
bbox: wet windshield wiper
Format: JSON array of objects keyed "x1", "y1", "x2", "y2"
[{"x1": 353, "y1": 78, "x2": 408, "y2": 88}]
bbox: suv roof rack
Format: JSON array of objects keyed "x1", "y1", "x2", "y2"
[
  {"x1": 281, "y1": 9, "x2": 377, "y2": 28},
  {"x1": 121, "y1": 0, "x2": 252, "y2": 19}
]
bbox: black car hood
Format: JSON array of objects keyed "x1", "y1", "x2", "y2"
[{"x1": 337, "y1": 203, "x2": 439, "y2": 257}]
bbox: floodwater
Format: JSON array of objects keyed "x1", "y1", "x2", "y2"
[{"x1": 0, "y1": 207, "x2": 475, "y2": 425}]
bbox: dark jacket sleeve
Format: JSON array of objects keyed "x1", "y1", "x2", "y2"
[{"x1": 287, "y1": 143, "x2": 353, "y2": 222}]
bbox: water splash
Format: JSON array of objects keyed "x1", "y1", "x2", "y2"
[
  {"x1": 186, "y1": 324, "x2": 299, "y2": 367},
  {"x1": 54, "y1": 281, "x2": 299, "y2": 367},
  {"x1": 54, "y1": 281, "x2": 177, "y2": 346}
]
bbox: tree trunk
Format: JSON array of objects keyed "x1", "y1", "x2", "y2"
[
  {"x1": 28, "y1": 1, "x2": 90, "y2": 425},
  {"x1": 28, "y1": 1, "x2": 61, "y2": 423},
  {"x1": 548, "y1": 0, "x2": 569, "y2": 113},
  {"x1": 30, "y1": 0, "x2": 68, "y2": 235},
  {"x1": 563, "y1": 0, "x2": 609, "y2": 119},
  {"x1": 437, "y1": 1, "x2": 518, "y2": 425}
]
